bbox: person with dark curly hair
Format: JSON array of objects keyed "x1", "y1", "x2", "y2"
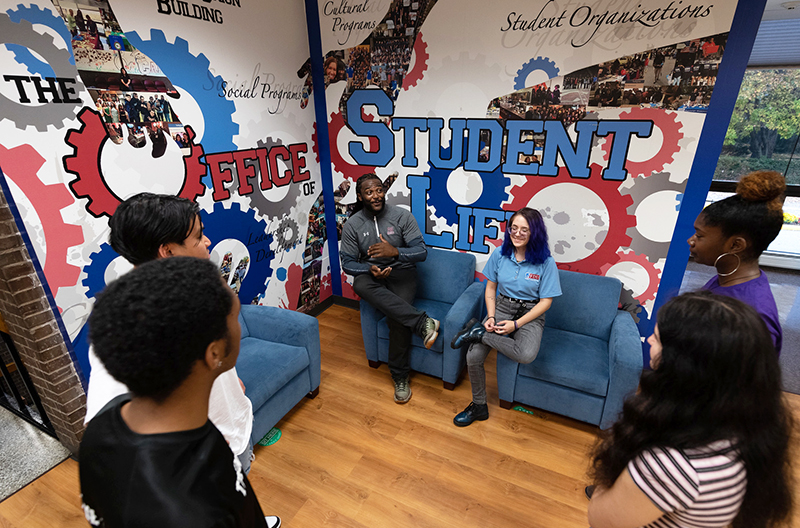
[
  {"x1": 450, "y1": 208, "x2": 561, "y2": 426},
  {"x1": 687, "y1": 170, "x2": 786, "y2": 352},
  {"x1": 84, "y1": 195, "x2": 256, "y2": 472},
  {"x1": 80, "y1": 258, "x2": 271, "y2": 527},
  {"x1": 587, "y1": 291, "x2": 794, "y2": 528}
]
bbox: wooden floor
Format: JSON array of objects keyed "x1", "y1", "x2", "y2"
[{"x1": 1, "y1": 304, "x2": 799, "y2": 527}]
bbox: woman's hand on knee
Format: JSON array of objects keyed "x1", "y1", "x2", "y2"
[
  {"x1": 494, "y1": 320, "x2": 515, "y2": 335},
  {"x1": 484, "y1": 316, "x2": 496, "y2": 332}
]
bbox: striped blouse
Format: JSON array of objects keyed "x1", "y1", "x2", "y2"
[{"x1": 627, "y1": 440, "x2": 747, "y2": 528}]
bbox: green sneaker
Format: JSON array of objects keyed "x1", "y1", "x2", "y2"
[
  {"x1": 393, "y1": 377, "x2": 411, "y2": 404},
  {"x1": 422, "y1": 317, "x2": 440, "y2": 349}
]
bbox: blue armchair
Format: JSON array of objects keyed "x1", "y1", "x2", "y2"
[
  {"x1": 496, "y1": 270, "x2": 642, "y2": 429},
  {"x1": 360, "y1": 248, "x2": 484, "y2": 389},
  {"x1": 235, "y1": 305, "x2": 321, "y2": 444}
]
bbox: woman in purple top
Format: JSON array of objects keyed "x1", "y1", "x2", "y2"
[{"x1": 687, "y1": 170, "x2": 785, "y2": 353}]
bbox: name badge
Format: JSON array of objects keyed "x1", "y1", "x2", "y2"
[
  {"x1": 525, "y1": 273, "x2": 540, "y2": 280},
  {"x1": 386, "y1": 226, "x2": 396, "y2": 235}
]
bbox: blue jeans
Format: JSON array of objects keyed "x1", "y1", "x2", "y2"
[{"x1": 466, "y1": 295, "x2": 546, "y2": 405}]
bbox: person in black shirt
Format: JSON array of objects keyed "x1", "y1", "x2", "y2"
[{"x1": 80, "y1": 258, "x2": 274, "y2": 528}]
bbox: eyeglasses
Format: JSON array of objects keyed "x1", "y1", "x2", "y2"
[{"x1": 509, "y1": 226, "x2": 529, "y2": 235}]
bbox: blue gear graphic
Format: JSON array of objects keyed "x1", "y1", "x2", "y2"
[
  {"x1": 200, "y1": 202, "x2": 274, "y2": 304},
  {"x1": 424, "y1": 138, "x2": 511, "y2": 226},
  {"x1": 82, "y1": 243, "x2": 121, "y2": 299},
  {"x1": 125, "y1": 29, "x2": 238, "y2": 188},
  {"x1": 514, "y1": 56, "x2": 560, "y2": 90},
  {"x1": 5, "y1": 2, "x2": 75, "y2": 76}
]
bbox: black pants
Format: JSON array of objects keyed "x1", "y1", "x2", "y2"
[{"x1": 354, "y1": 267, "x2": 426, "y2": 380}]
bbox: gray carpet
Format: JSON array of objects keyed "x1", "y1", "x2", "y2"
[
  {"x1": 679, "y1": 261, "x2": 800, "y2": 394},
  {"x1": 0, "y1": 407, "x2": 69, "y2": 501}
]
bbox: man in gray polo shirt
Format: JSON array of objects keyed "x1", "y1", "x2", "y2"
[{"x1": 340, "y1": 173, "x2": 439, "y2": 404}]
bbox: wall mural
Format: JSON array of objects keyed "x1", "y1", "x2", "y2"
[
  {"x1": 0, "y1": 0, "x2": 747, "y2": 380},
  {"x1": 0, "y1": 0, "x2": 323, "y2": 380},
  {"x1": 309, "y1": 0, "x2": 738, "y2": 336}
]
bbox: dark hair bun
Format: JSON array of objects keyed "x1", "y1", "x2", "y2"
[{"x1": 737, "y1": 170, "x2": 785, "y2": 205}]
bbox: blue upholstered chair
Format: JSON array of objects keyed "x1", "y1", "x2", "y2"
[
  {"x1": 360, "y1": 248, "x2": 484, "y2": 389},
  {"x1": 236, "y1": 305, "x2": 321, "y2": 444},
  {"x1": 496, "y1": 270, "x2": 643, "y2": 429}
]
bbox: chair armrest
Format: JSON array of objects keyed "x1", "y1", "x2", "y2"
[
  {"x1": 443, "y1": 281, "x2": 485, "y2": 345},
  {"x1": 240, "y1": 305, "x2": 321, "y2": 389},
  {"x1": 601, "y1": 310, "x2": 644, "y2": 428},
  {"x1": 360, "y1": 299, "x2": 381, "y2": 362},
  {"x1": 441, "y1": 281, "x2": 485, "y2": 385}
]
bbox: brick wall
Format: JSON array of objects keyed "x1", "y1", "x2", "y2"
[{"x1": 0, "y1": 187, "x2": 85, "y2": 455}]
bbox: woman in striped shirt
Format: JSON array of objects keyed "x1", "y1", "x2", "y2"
[{"x1": 587, "y1": 291, "x2": 793, "y2": 528}]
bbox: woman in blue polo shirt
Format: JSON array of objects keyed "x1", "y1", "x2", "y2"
[{"x1": 450, "y1": 207, "x2": 561, "y2": 426}]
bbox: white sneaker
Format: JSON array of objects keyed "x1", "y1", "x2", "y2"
[{"x1": 265, "y1": 515, "x2": 281, "y2": 528}]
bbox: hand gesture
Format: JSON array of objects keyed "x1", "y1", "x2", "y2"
[
  {"x1": 370, "y1": 265, "x2": 392, "y2": 279},
  {"x1": 368, "y1": 234, "x2": 399, "y2": 259},
  {"x1": 493, "y1": 319, "x2": 516, "y2": 335}
]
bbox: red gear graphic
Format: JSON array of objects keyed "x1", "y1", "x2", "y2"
[
  {"x1": 403, "y1": 32, "x2": 429, "y2": 91},
  {"x1": 311, "y1": 121, "x2": 319, "y2": 163},
  {"x1": 64, "y1": 108, "x2": 206, "y2": 218},
  {"x1": 0, "y1": 143, "x2": 83, "y2": 296},
  {"x1": 328, "y1": 110, "x2": 379, "y2": 181},
  {"x1": 601, "y1": 250, "x2": 661, "y2": 304},
  {"x1": 504, "y1": 164, "x2": 635, "y2": 275},
  {"x1": 600, "y1": 107, "x2": 684, "y2": 178}
]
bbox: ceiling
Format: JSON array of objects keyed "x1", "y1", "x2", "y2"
[{"x1": 749, "y1": 0, "x2": 800, "y2": 67}]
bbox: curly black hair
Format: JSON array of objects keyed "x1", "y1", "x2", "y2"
[
  {"x1": 109, "y1": 192, "x2": 200, "y2": 265},
  {"x1": 590, "y1": 291, "x2": 793, "y2": 527},
  {"x1": 701, "y1": 171, "x2": 785, "y2": 259},
  {"x1": 89, "y1": 257, "x2": 234, "y2": 402}
]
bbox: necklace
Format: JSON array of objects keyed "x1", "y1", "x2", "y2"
[{"x1": 719, "y1": 270, "x2": 760, "y2": 286}]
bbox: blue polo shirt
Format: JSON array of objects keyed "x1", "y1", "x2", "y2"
[{"x1": 483, "y1": 249, "x2": 561, "y2": 301}]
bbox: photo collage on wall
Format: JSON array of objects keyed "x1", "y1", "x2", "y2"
[
  {"x1": 306, "y1": 0, "x2": 438, "y2": 116},
  {"x1": 52, "y1": 0, "x2": 189, "y2": 155}
]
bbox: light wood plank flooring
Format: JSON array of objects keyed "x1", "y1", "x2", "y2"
[{"x1": 1, "y1": 304, "x2": 798, "y2": 527}]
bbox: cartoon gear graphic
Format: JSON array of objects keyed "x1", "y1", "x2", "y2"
[
  {"x1": 274, "y1": 215, "x2": 301, "y2": 252},
  {"x1": 505, "y1": 164, "x2": 635, "y2": 275},
  {"x1": 404, "y1": 52, "x2": 505, "y2": 117},
  {"x1": 125, "y1": 29, "x2": 239, "y2": 164},
  {"x1": 423, "y1": 139, "x2": 511, "y2": 226},
  {"x1": 600, "y1": 107, "x2": 684, "y2": 178},
  {"x1": 81, "y1": 242, "x2": 121, "y2": 299},
  {"x1": 63, "y1": 108, "x2": 206, "y2": 218},
  {"x1": 6, "y1": 3, "x2": 75, "y2": 74},
  {"x1": 601, "y1": 250, "x2": 662, "y2": 304},
  {"x1": 200, "y1": 202, "x2": 274, "y2": 303},
  {"x1": 0, "y1": 143, "x2": 83, "y2": 296},
  {"x1": 514, "y1": 56, "x2": 560, "y2": 91},
  {"x1": 0, "y1": 13, "x2": 80, "y2": 131},
  {"x1": 403, "y1": 31, "x2": 429, "y2": 91},
  {"x1": 239, "y1": 108, "x2": 312, "y2": 219},
  {"x1": 620, "y1": 171, "x2": 686, "y2": 262},
  {"x1": 327, "y1": 110, "x2": 379, "y2": 181}
]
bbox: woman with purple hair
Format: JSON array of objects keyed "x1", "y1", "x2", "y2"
[{"x1": 450, "y1": 207, "x2": 562, "y2": 426}]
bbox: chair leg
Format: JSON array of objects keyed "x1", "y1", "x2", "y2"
[
  {"x1": 368, "y1": 360, "x2": 381, "y2": 369},
  {"x1": 307, "y1": 387, "x2": 319, "y2": 399},
  {"x1": 443, "y1": 381, "x2": 455, "y2": 390},
  {"x1": 499, "y1": 399, "x2": 514, "y2": 410}
]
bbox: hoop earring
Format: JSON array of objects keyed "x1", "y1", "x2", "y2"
[{"x1": 714, "y1": 252, "x2": 740, "y2": 277}]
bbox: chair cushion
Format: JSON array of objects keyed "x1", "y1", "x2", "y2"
[
  {"x1": 517, "y1": 327, "x2": 610, "y2": 397},
  {"x1": 376, "y1": 298, "x2": 452, "y2": 352},
  {"x1": 546, "y1": 270, "x2": 621, "y2": 341},
  {"x1": 415, "y1": 249, "x2": 475, "y2": 304},
  {"x1": 237, "y1": 313, "x2": 250, "y2": 339},
  {"x1": 236, "y1": 337, "x2": 310, "y2": 410}
]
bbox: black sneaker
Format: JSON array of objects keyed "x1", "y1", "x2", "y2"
[
  {"x1": 451, "y1": 318, "x2": 486, "y2": 349},
  {"x1": 453, "y1": 402, "x2": 489, "y2": 427}
]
